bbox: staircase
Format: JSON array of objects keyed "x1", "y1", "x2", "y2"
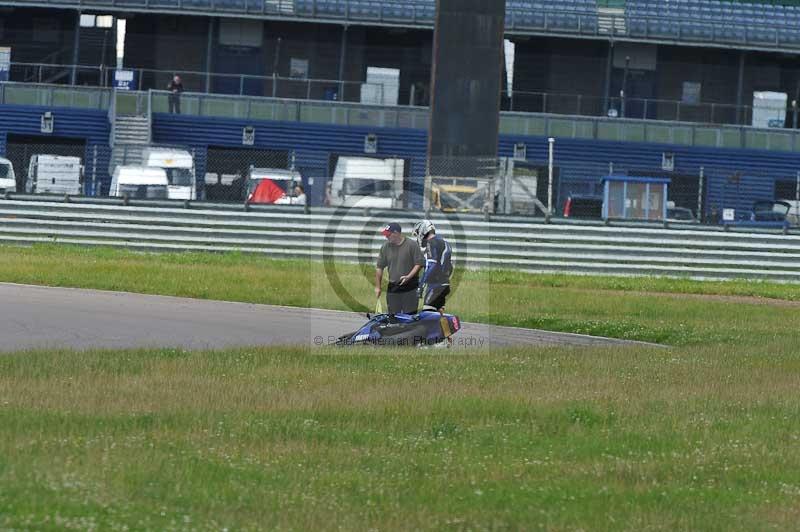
[
  {"x1": 598, "y1": 7, "x2": 627, "y2": 35},
  {"x1": 109, "y1": 115, "x2": 150, "y2": 175}
]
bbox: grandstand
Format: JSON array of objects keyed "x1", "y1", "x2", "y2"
[{"x1": 2, "y1": 0, "x2": 800, "y2": 216}]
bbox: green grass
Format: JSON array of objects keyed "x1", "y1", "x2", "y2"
[
  {"x1": 1, "y1": 244, "x2": 800, "y2": 345},
  {"x1": 2, "y1": 244, "x2": 800, "y2": 529},
  {"x1": 2, "y1": 346, "x2": 800, "y2": 530}
]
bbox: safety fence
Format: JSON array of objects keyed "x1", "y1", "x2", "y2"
[{"x1": 2, "y1": 198, "x2": 800, "y2": 282}]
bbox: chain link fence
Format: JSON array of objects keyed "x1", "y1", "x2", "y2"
[
  {"x1": 424, "y1": 156, "x2": 556, "y2": 217},
  {"x1": 3, "y1": 137, "x2": 101, "y2": 195},
  {"x1": 204, "y1": 147, "x2": 291, "y2": 202},
  {"x1": 4, "y1": 135, "x2": 799, "y2": 230},
  {"x1": 547, "y1": 161, "x2": 800, "y2": 228}
]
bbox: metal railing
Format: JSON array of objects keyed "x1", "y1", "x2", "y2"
[
  {"x1": 2, "y1": 198, "x2": 800, "y2": 282},
  {"x1": 5, "y1": 0, "x2": 800, "y2": 51},
  {"x1": 0, "y1": 81, "x2": 111, "y2": 109},
  {"x1": 6, "y1": 62, "x2": 793, "y2": 128},
  {"x1": 504, "y1": 92, "x2": 762, "y2": 127},
  {"x1": 147, "y1": 89, "x2": 430, "y2": 127},
  {"x1": 6, "y1": 61, "x2": 386, "y2": 103}
]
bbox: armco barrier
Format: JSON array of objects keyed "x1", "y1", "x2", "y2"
[{"x1": 1, "y1": 199, "x2": 800, "y2": 282}]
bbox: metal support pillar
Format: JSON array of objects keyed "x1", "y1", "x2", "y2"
[
  {"x1": 205, "y1": 17, "x2": 215, "y2": 93},
  {"x1": 736, "y1": 51, "x2": 746, "y2": 125},
  {"x1": 337, "y1": 25, "x2": 348, "y2": 101},
  {"x1": 71, "y1": 11, "x2": 81, "y2": 86}
]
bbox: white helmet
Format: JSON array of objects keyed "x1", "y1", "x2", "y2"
[{"x1": 412, "y1": 219, "x2": 436, "y2": 248}]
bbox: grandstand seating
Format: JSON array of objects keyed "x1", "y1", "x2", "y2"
[
  {"x1": 4, "y1": 0, "x2": 799, "y2": 48},
  {"x1": 626, "y1": 0, "x2": 797, "y2": 46},
  {"x1": 294, "y1": 1, "x2": 600, "y2": 30}
]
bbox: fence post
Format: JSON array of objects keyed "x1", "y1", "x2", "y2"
[
  {"x1": 547, "y1": 137, "x2": 555, "y2": 215},
  {"x1": 91, "y1": 145, "x2": 98, "y2": 197},
  {"x1": 239, "y1": 75, "x2": 245, "y2": 96},
  {"x1": 795, "y1": 170, "x2": 800, "y2": 207},
  {"x1": 697, "y1": 166, "x2": 704, "y2": 223}
]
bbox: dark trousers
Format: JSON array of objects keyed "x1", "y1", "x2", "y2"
[
  {"x1": 386, "y1": 290, "x2": 418, "y2": 315},
  {"x1": 423, "y1": 285, "x2": 451, "y2": 311},
  {"x1": 169, "y1": 94, "x2": 181, "y2": 114}
]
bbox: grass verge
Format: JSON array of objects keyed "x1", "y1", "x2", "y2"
[
  {"x1": 2, "y1": 345, "x2": 800, "y2": 530},
  {"x1": 2, "y1": 243, "x2": 799, "y2": 529},
  {"x1": 1, "y1": 244, "x2": 800, "y2": 345}
]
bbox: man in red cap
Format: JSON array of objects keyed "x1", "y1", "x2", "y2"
[{"x1": 375, "y1": 222, "x2": 425, "y2": 314}]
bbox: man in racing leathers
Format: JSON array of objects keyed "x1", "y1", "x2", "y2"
[{"x1": 412, "y1": 220, "x2": 453, "y2": 312}]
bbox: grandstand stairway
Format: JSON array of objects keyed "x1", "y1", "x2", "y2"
[{"x1": 109, "y1": 116, "x2": 150, "y2": 173}]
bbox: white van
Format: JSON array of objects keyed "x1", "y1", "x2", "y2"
[
  {"x1": 0, "y1": 157, "x2": 16, "y2": 193},
  {"x1": 330, "y1": 157, "x2": 405, "y2": 209},
  {"x1": 109, "y1": 165, "x2": 169, "y2": 199},
  {"x1": 141, "y1": 147, "x2": 196, "y2": 200},
  {"x1": 27, "y1": 154, "x2": 83, "y2": 195}
]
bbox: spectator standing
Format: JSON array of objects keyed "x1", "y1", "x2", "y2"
[
  {"x1": 375, "y1": 223, "x2": 425, "y2": 314},
  {"x1": 167, "y1": 75, "x2": 184, "y2": 114}
]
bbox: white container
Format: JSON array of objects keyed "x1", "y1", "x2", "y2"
[{"x1": 27, "y1": 154, "x2": 82, "y2": 195}]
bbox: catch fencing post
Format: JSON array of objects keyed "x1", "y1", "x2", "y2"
[
  {"x1": 547, "y1": 137, "x2": 555, "y2": 215},
  {"x1": 91, "y1": 145, "x2": 98, "y2": 196},
  {"x1": 698, "y1": 166, "x2": 704, "y2": 223},
  {"x1": 796, "y1": 170, "x2": 800, "y2": 211}
]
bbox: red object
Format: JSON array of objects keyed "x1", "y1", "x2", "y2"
[
  {"x1": 563, "y1": 197, "x2": 573, "y2": 217},
  {"x1": 248, "y1": 179, "x2": 286, "y2": 204}
]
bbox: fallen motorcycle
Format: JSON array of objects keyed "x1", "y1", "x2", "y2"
[{"x1": 335, "y1": 310, "x2": 461, "y2": 347}]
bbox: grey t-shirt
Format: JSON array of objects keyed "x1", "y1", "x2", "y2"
[{"x1": 377, "y1": 237, "x2": 425, "y2": 290}]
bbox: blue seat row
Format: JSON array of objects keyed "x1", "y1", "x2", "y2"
[
  {"x1": 295, "y1": 0, "x2": 599, "y2": 29},
  {"x1": 627, "y1": 0, "x2": 800, "y2": 45}
]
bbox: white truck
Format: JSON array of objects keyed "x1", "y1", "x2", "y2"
[
  {"x1": 109, "y1": 166, "x2": 169, "y2": 199},
  {"x1": 141, "y1": 147, "x2": 197, "y2": 200},
  {"x1": 0, "y1": 157, "x2": 16, "y2": 193},
  {"x1": 245, "y1": 168, "x2": 304, "y2": 204},
  {"x1": 26, "y1": 154, "x2": 83, "y2": 195},
  {"x1": 330, "y1": 156, "x2": 405, "y2": 209}
]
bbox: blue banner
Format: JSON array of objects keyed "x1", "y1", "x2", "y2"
[{"x1": 113, "y1": 70, "x2": 136, "y2": 91}]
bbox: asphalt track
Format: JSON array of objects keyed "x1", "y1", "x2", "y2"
[{"x1": 0, "y1": 283, "x2": 654, "y2": 352}]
